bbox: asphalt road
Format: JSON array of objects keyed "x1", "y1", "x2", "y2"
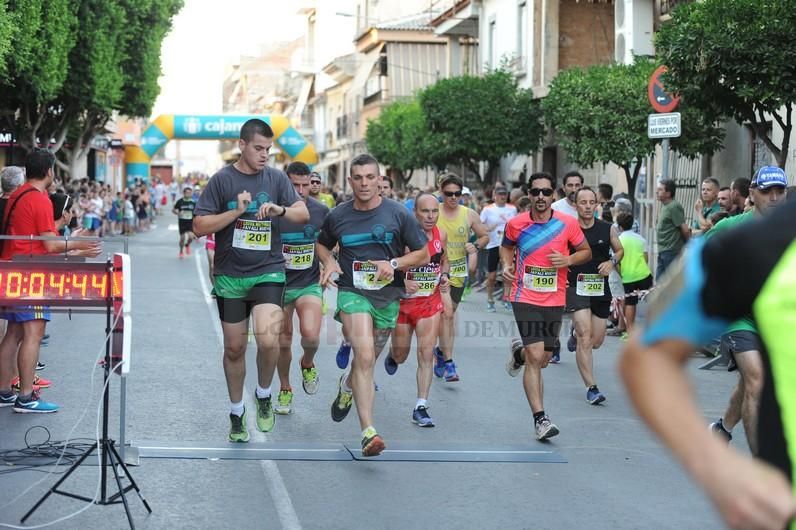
[{"x1": 0, "y1": 209, "x2": 737, "y2": 529}]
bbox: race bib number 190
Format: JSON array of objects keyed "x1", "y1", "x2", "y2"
[
  {"x1": 232, "y1": 219, "x2": 271, "y2": 251},
  {"x1": 523, "y1": 266, "x2": 557, "y2": 292},
  {"x1": 352, "y1": 261, "x2": 391, "y2": 290}
]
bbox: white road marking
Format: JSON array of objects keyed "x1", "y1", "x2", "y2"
[{"x1": 194, "y1": 251, "x2": 302, "y2": 530}]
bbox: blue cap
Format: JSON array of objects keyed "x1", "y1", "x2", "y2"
[{"x1": 751, "y1": 166, "x2": 788, "y2": 189}]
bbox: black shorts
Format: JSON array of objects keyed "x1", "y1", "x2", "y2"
[
  {"x1": 486, "y1": 247, "x2": 500, "y2": 273},
  {"x1": 565, "y1": 284, "x2": 611, "y2": 319},
  {"x1": 178, "y1": 221, "x2": 194, "y2": 235},
  {"x1": 450, "y1": 285, "x2": 465, "y2": 305},
  {"x1": 622, "y1": 275, "x2": 653, "y2": 306},
  {"x1": 215, "y1": 282, "x2": 285, "y2": 324},
  {"x1": 720, "y1": 330, "x2": 761, "y2": 372},
  {"x1": 512, "y1": 302, "x2": 564, "y2": 351}
]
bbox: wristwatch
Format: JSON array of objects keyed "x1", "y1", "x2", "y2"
[
  {"x1": 441, "y1": 272, "x2": 451, "y2": 280},
  {"x1": 610, "y1": 256, "x2": 619, "y2": 266},
  {"x1": 389, "y1": 258, "x2": 399, "y2": 270},
  {"x1": 278, "y1": 206, "x2": 287, "y2": 217}
]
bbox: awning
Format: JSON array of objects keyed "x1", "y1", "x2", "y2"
[
  {"x1": 312, "y1": 157, "x2": 341, "y2": 174},
  {"x1": 509, "y1": 155, "x2": 529, "y2": 179},
  {"x1": 292, "y1": 76, "x2": 314, "y2": 121},
  {"x1": 348, "y1": 44, "x2": 384, "y2": 102}
]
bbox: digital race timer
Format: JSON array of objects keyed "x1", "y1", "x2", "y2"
[{"x1": 0, "y1": 259, "x2": 122, "y2": 306}]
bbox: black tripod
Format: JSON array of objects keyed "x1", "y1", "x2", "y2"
[{"x1": 21, "y1": 262, "x2": 151, "y2": 529}]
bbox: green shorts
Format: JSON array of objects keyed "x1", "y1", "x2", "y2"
[
  {"x1": 283, "y1": 283, "x2": 323, "y2": 306},
  {"x1": 334, "y1": 291, "x2": 399, "y2": 330},
  {"x1": 213, "y1": 272, "x2": 286, "y2": 299}
]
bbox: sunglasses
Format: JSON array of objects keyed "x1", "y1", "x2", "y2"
[
  {"x1": 442, "y1": 190, "x2": 463, "y2": 197},
  {"x1": 310, "y1": 180, "x2": 321, "y2": 185},
  {"x1": 529, "y1": 188, "x2": 554, "y2": 197}
]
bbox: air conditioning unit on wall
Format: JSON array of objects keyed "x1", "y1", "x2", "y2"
[{"x1": 615, "y1": 0, "x2": 654, "y2": 64}]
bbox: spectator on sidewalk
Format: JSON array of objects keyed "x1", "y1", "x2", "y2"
[{"x1": 655, "y1": 178, "x2": 689, "y2": 279}]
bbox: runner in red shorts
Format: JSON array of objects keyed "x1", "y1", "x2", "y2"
[{"x1": 384, "y1": 193, "x2": 451, "y2": 427}]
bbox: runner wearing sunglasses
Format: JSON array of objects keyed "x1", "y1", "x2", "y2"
[
  {"x1": 502, "y1": 172, "x2": 591, "y2": 440},
  {"x1": 433, "y1": 173, "x2": 488, "y2": 382}
]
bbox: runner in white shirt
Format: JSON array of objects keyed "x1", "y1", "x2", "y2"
[
  {"x1": 479, "y1": 185, "x2": 517, "y2": 311},
  {"x1": 551, "y1": 171, "x2": 583, "y2": 219}
]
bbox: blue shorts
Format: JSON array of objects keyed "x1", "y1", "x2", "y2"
[
  {"x1": 83, "y1": 216, "x2": 101, "y2": 231},
  {"x1": 0, "y1": 306, "x2": 52, "y2": 323}
]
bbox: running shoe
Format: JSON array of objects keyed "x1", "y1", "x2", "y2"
[
  {"x1": 549, "y1": 347, "x2": 561, "y2": 364},
  {"x1": 567, "y1": 329, "x2": 577, "y2": 353},
  {"x1": 503, "y1": 301, "x2": 512, "y2": 311},
  {"x1": 13, "y1": 390, "x2": 58, "y2": 414},
  {"x1": 485, "y1": 302, "x2": 496, "y2": 313},
  {"x1": 709, "y1": 419, "x2": 732, "y2": 443},
  {"x1": 42, "y1": 334, "x2": 50, "y2": 341},
  {"x1": 301, "y1": 365, "x2": 319, "y2": 395},
  {"x1": 462, "y1": 283, "x2": 472, "y2": 301},
  {"x1": 412, "y1": 406, "x2": 434, "y2": 427},
  {"x1": 0, "y1": 391, "x2": 16, "y2": 408},
  {"x1": 586, "y1": 386, "x2": 606, "y2": 405},
  {"x1": 534, "y1": 415, "x2": 559, "y2": 441},
  {"x1": 361, "y1": 429, "x2": 385, "y2": 457},
  {"x1": 185, "y1": 244, "x2": 191, "y2": 255},
  {"x1": 433, "y1": 347, "x2": 445, "y2": 378},
  {"x1": 507, "y1": 338, "x2": 524, "y2": 377},
  {"x1": 443, "y1": 361, "x2": 460, "y2": 382},
  {"x1": 331, "y1": 374, "x2": 353, "y2": 422},
  {"x1": 384, "y1": 353, "x2": 398, "y2": 375},
  {"x1": 229, "y1": 410, "x2": 250, "y2": 443},
  {"x1": 619, "y1": 332, "x2": 629, "y2": 341},
  {"x1": 178, "y1": 251, "x2": 184, "y2": 259},
  {"x1": 336, "y1": 341, "x2": 351, "y2": 370},
  {"x1": 12, "y1": 375, "x2": 50, "y2": 391},
  {"x1": 254, "y1": 392, "x2": 275, "y2": 432},
  {"x1": 36, "y1": 361, "x2": 46, "y2": 371},
  {"x1": 274, "y1": 389, "x2": 293, "y2": 415}
]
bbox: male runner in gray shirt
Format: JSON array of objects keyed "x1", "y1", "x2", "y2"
[
  {"x1": 193, "y1": 119, "x2": 309, "y2": 443},
  {"x1": 317, "y1": 154, "x2": 429, "y2": 456}
]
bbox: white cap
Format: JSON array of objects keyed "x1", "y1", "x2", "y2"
[{"x1": 462, "y1": 186, "x2": 472, "y2": 195}]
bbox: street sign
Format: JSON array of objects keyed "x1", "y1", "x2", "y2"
[
  {"x1": 648, "y1": 65, "x2": 680, "y2": 113},
  {"x1": 648, "y1": 112, "x2": 681, "y2": 138}
]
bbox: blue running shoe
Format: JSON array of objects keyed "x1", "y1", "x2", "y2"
[
  {"x1": 412, "y1": 406, "x2": 434, "y2": 427},
  {"x1": 13, "y1": 390, "x2": 58, "y2": 413},
  {"x1": 567, "y1": 329, "x2": 577, "y2": 353},
  {"x1": 384, "y1": 353, "x2": 398, "y2": 375},
  {"x1": 549, "y1": 346, "x2": 561, "y2": 364},
  {"x1": 0, "y1": 391, "x2": 17, "y2": 408},
  {"x1": 336, "y1": 341, "x2": 351, "y2": 369},
  {"x1": 586, "y1": 386, "x2": 606, "y2": 405},
  {"x1": 443, "y1": 361, "x2": 460, "y2": 382},
  {"x1": 433, "y1": 347, "x2": 445, "y2": 378}
]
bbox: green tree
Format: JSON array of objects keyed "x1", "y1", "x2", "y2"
[
  {"x1": 419, "y1": 70, "x2": 545, "y2": 185},
  {"x1": 365, "y1": 99, "x2": 443, "y2": 188},
  {"x1": 656, "y1": 0, "x2": 796, "y2": 170},
  {"x1": 0, "y1": 1, "x2": 14, "y2": 77},
  {"x1": 542, "y1": 59, "x2": 724, "y2": 200},
  {"x1": 0, "y1": 0, "x2": 78, "y2": 151}
]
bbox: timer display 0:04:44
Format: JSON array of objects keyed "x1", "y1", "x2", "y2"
[{"x1": 0, "y1": 271, "x2": 111, "y2": 299}]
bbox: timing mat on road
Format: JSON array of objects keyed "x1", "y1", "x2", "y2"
[{"x1": 131, "y1": 441, "x2": 566, "y2": 463}]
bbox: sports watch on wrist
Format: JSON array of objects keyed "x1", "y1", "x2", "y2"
[{"x1": 389, "y1": 258, "x2": 399, "y2": 270}]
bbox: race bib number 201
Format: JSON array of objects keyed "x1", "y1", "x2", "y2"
[
  {"x1": 523, "y1": 266, "x2": 557, "y2": 293},
  {"x1": 232, "y1": 219, "x2": 271, "y2": 251}
]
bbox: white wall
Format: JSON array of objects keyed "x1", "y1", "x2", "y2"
[{"x1": 480, "y1": 0, "x2": 532, "y2": 88}]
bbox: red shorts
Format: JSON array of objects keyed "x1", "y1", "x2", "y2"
[{"x1": 398, "y1": 292, "x2": 443, "y2": 327}]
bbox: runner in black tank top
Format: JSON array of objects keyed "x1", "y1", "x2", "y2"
[{"x1": 565, "y1": 188, "x2": 624, "y2": 405}]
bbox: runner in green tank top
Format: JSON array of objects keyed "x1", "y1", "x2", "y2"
[{"x1": 433, "y1": 173, "x2": 488, "y2": 382}]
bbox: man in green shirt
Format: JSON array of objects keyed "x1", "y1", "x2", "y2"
[
  {"x1": 707, "y1": 166, "x2": 788, "y2": 453},
  {"x1": 655, "y1": 178, "x2": 690, "y2": 279},
  {"x1": 692, "y1": 177, "x2": 721, "y2": 232}
]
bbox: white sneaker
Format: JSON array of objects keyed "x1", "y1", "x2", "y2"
[
  {"x1": 535, "y1": 416, "x2": 560, "y2": 441},
  {"x1": 506, "y1": 338, "x2": 524, "y2": 377}
]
